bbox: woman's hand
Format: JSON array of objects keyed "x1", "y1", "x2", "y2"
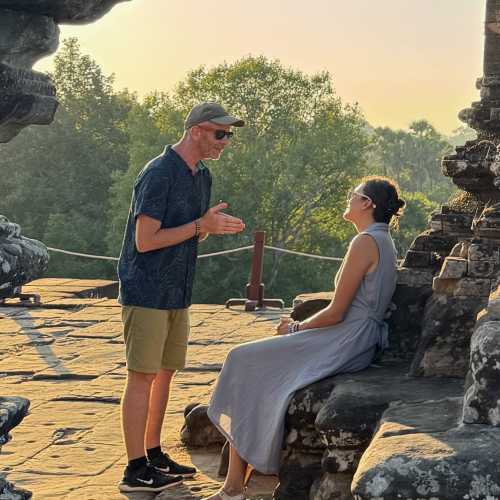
[{"x1": 275, "y1": 316, "x2": 292, "y2": 336}]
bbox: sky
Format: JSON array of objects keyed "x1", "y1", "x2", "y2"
[{"x1": 35, "y1": 0, "x2": 486, "y2": 135}]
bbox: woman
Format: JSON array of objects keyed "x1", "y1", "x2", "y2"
[{"x1": 205, "y1": 176, "x2": 405, "y2": 500}]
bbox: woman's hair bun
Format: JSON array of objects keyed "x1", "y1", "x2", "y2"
[
  {"x1": 387, "y1": 197, "x2": 405, "y2": 217},
  {"x1": 361, "y1": 176, "x2": 405, "y2": 226}
]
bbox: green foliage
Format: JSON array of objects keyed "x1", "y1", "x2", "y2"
[
  {"x1": 370, "y1": 120, "x2": 455, "y2": 203},
  {"x1": 392, "y1": 191, "x2": 438, "y2": 256},
  {"x1": 0, "y1": 40, "x2": 456, "y2": 304},
  {"x1": 0, "y1": 38, "x2": 132, "y2": 278}
]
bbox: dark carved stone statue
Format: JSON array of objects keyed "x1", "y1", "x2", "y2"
[
  {"x1": 0, "y1": 0, "x2": 129, "y2": 143},
  {"x1": 0, "y1": 216, "x2": 49, "y2": 302}
]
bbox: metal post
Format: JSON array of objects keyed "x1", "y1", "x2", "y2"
[{"x1": 226, "y1": 231, "x2": 284, "y2": 311}]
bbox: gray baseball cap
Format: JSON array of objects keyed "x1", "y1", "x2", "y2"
[{"x1": 185, "y1": 102, "x2": 245, "y2": 129}]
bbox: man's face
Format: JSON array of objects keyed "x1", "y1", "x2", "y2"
[{"x1": 194, "y1": 122, "x2": 232, "y2": 160}]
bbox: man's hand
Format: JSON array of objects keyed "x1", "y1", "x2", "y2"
[
  {"x1": 200, "y1": 202, "x2": 245, "y2": 235},
  {"x1": 275, "y1": 316, "x2": 292, "y2": 336}
]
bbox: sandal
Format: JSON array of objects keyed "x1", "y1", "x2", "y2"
[{"x1": 204, "y1": 489, "x2": 247, "y2": 500}]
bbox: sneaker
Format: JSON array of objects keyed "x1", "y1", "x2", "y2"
[
  {"x1": 150, "y1": 451, "x2": 197, "y2": 478},
  {"x1": 118, "y1": 463, "x2": 183, "y2": 493}
]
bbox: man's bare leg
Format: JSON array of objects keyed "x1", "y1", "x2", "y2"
[
  {"x1": 145, "y1": 368, "x2": 175, "y2": 450},
  {"x1": 121, "y1": 370, "x2": 156, "y2": 460}
]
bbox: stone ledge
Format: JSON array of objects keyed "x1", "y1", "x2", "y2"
[
  {"x1": 352, "y1": 397, "x2": 500, "y2": 500},
  {"x1": 276, "y1": 361, "x2": 463, "y2": 499}
]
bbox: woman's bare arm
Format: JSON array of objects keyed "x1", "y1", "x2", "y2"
[{"x1": 297, "y1": 234, "x2": 379, "y2": 331}]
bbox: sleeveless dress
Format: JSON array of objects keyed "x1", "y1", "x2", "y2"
[{"x1": 206, "y1": 222, "x2": 397, "y2": 474}]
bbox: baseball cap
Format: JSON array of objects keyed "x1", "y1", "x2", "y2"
[{"x1": 185, "y1": 102, "x2": 245, "y2": 129}]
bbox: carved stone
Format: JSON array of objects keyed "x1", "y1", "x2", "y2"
[
  {"x1": 0, "y1": 215, "x2": 49, "y2": 299},
  {"x1": 0, "y1": 0, "x2": 128, "y2": 142},
  {"x1": 0, "y1": 1, "x2": 129, "y2": 24}
]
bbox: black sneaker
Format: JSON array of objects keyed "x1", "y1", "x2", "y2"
[
  {"x1": 118, "y1": 463, "x2": 183, "y2": 493},
  {"x1": 150, "y1": 452, "x2": 197, "y2": 478}
]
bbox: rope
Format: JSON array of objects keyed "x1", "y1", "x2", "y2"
[
  {"x1": 198, "y1": 245, "x2": 253, "y2": 259},
  {"x1": 46, "y1": 244, "x2": 344, "y2": 262},
  {"x1": 264, "y1": 245, "x2": 343, "y2": 262},
  {"x1": 47, "y1": 247, "x2": 119, "y2": 261}
]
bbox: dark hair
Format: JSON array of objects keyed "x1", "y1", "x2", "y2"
[{"x1": 361, "y1": 176, "x2": 405, "y2": 228}]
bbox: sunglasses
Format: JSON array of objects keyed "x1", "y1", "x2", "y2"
[
  {"x1": 347, "y1": 189, "x2": 376, "y2": 207},
  {"x1": 197, "y1": 125, "x2": 234, "y2": 140}
]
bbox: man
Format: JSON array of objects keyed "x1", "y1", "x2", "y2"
[{"x1": 117, "y1": 102, "x2": 246, "y2": 493}]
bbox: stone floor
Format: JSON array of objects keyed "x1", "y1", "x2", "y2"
[{"x1": 0, "y1": 279, "x2": 284, "y2": 499}]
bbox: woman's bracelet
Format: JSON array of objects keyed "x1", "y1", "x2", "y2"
[
  {"x1": 287, "y1": 321, "x2": 301, "y2": 334},
  {"x1": 194, "y1": 219, "x2": 201, "y2": 238}
]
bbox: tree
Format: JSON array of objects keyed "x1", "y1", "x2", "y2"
[
  {"x1": 371, "y1": 120, "x2": 455, "y2": 203},
  {"x1": 0, "y1": 38, "x2": 132, "y2": 278},
  {"x1": 107, "y1": 56, "x2": 370, "y2": 303},
  {"x1": 393, "y1": 191, "x2": 439, "y2": 256}
]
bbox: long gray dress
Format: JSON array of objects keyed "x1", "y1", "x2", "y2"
[{"x1": 207, "y1": 222, "x2": 397, "y2": 474}]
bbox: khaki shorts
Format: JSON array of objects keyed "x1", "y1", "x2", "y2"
[{"x1": 122, "y1": 306, "x2": 190, "y2": 373}]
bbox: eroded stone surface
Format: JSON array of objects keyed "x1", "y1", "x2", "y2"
[
  {"x1": 352, "y1": 398, "x2": 500, "y2": 500},
  {"x1": 463, "y1": 285, "x2": 500, "y2": 426},
  {"x1": 409, "y1": 293, "x2": 487, "y2": 377},
  {"x1": 275, "y1": 361, "x2": 463, "y2": 500},
  {"x1": 0, "y1": 278, "x2": 280, "y2": 499}
]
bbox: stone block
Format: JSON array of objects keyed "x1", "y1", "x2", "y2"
[
  {"x1": 463, "y1": 320, "x2": 500, "y2": 425},
  {"x1": 310, "y1": 472, "x2": 353, "y2": 500},
  {"x1": 410, "y1": 232, "x2": 457, "y2": 253},
  {"x1": 468, "y1": 242, "x2": 500, "y2": 262},
  {"x1": 439, "y1": 257, "x2": 467, "y2": 279},
  {"x1": 401, "y1": 250, "x2": 430, "y2": 268},
  {"x1": 409, "y1": 294, "x2": 487, "y2": 378},
  {"x1": 454, "y1": 277, "x2": 492, "y2": 297},
  {"x1": 432, "y1": 212, "x2": 474, "y2": 233},
  {"x1": 397, "y1": 268, "x2": 434, "y2": 287},
  {"x1": 180, "y1": 404, "x2": 225, "y2": 447},
  {"x1": 291, "y1": 296, "x2": 331, "y2": 322},
  {"x1": 352, "y1": 398, "x2": 500, "y2": 500},
  {"x1": 278, "y1": 362, "x2": 462, "y2": 500},
  {"x1": 275, "y1": 449, "x2": 322, "y2": 500},
  {"x1": 429, "y1": 219, "x2": 442, "y2": 232},
  {"x1": 487, "y1": 286, "x2": 500, "y2": 320},
  {"x1": 467, "y1": 258, "x2": 496, "y2": 277},
  {"x1": 432, "y1": 277, "x2": 458, "y2": 295},
  {"x1": 387, "y1": 283, "x2": 432, "y2": 358},
  {"x1": 449, "y1": 241, "x2": 469, "y2": 258}
]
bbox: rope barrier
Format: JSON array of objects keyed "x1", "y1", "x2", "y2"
[
  {"x1": 198, "y1": 245, "x2": 253, "y2": 259},
  {"x1": 46, "y1": 244, "x2": 345, "y2": 262},
  {"x1": 47, "y1": 247, "x2": 119, "y2": 261},
  {"x1": 264, "y1": 245, "x2": 343, "y2": 262}
]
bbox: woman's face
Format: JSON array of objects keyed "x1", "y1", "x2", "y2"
[{"x1": 343, "y1": 183, "x2": 375, "y2": 222}]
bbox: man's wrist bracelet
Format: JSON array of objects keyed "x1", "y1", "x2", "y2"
[
  {"x1": 287, "y1": 321, "x2": 300, "y2": 334},
  {"x1": 194, "y1": 219, "x2": 201, "y2": 238}
]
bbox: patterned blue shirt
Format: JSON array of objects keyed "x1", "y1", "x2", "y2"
[{"x1": 117, "y1": 146, "x2": 212, "y2": 309}]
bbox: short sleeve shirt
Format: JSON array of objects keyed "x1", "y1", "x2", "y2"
[{"x1": 117, "y1": 146, "x2": 212, "y2": 310}]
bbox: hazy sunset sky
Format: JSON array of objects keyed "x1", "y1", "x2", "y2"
[{"x1": 36, "y1": 0, "x2": 486, "y2": 135}]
